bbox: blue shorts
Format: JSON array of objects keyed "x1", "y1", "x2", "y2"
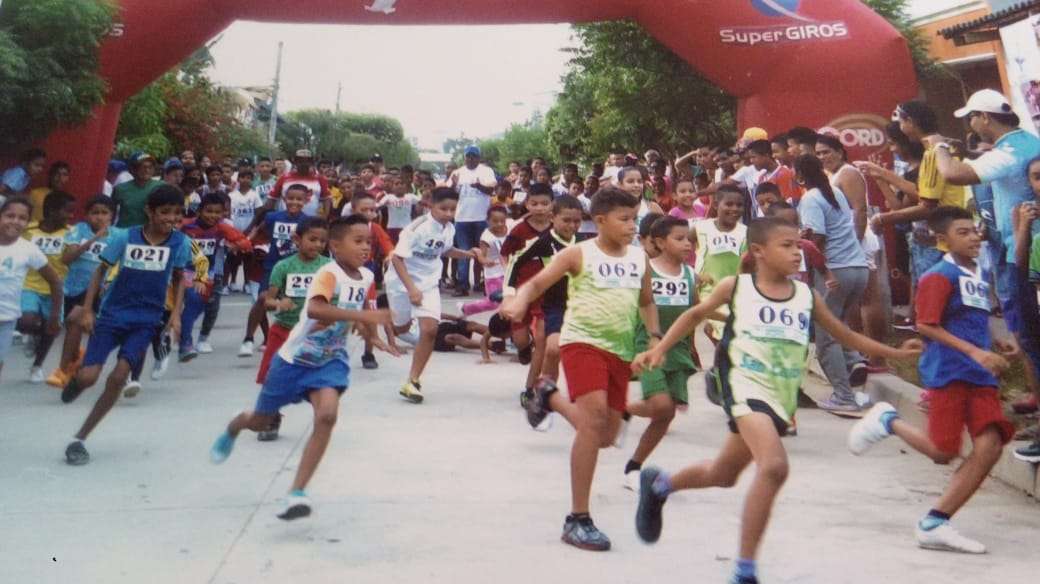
[
  {"x1": 254, "y1": 355, "x2": 349, "y2": 415},
  {"x1": 543, "y1": 305, "x2": 566, "y2": 336},
  {"x1": 20, "y1": 290, "x2": 63, "y2": 322},
  {"x1": 258, "y1": 267, "x2": 274, "y2": 293},
  {"x1": 82, "y1": 319, "x2": 155, "y2": 370}
]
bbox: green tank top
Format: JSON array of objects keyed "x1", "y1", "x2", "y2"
[
  {"x1": 721, "y1": 274, "x2": 814, "y2": 418},
  {"x1": 693, "y1": 219, "x2": 747, "y2": 299},
  {"x1": 560, "y1": 239, "x2": 647, "y2": 361},
  {"x1": 635, "y1": 260, "x2": 697, "y2": 371}
]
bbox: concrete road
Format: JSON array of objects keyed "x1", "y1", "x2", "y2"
[{"x1": 1, "y1": 299, "x2": 1037, "y2": 584}]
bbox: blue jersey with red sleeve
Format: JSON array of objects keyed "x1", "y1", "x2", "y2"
[{"x1": 915, "y1": 255, "x2": 997, "y2": 388}]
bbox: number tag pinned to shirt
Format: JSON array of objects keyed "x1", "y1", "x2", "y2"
[
  {"x1": 592, "y1": 261, "x2": 643, "y2": 289},
  {"x1": 196, "y1": 238, "x2": 218, "y2": 257},
  {"x1": 958, "y1": 276, "x2": 991, "y2": 312},
  {"x1": 651, "y1": 277, "x2": 690, "y2": 306},
  {"x1": 707, "y1": 234, "x2": 741, "y2": 256},
  {"x1": 337, "y1": 285, "x2": 368, "y2": 311},
  {"x1": 84, "y1": 241, "x2": 106, "y2": 261},
  {"x1": 32, "y1": 235, "x2": 63, "y2": 255},
  {"x1": 273, "y1": 222, "x2": 296, "y2": 240},
  {"x1": 746, "y1": 301, "x2": 811, "y2": 345},
  {"x1": 123, "y1": 244, "x2": 170, "y2": 271},
  {"x1": 286, "y1": 273, "x2": 314, "y2": 298}
]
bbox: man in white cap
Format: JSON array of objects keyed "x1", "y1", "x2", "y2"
[{"x1": 929, "y1": 89, "x2": 1040, "y2": 462}]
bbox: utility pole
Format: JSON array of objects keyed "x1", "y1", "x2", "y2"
[
  {"x1": 336, "y1": 82, "x2": 342, "y2": 114},
  {"x1": 267, "y1": 41, "x2": 283, "y2": 148}
]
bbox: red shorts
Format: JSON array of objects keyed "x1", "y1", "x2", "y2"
[
  {"x1": 511, "y1": 302, "x2": 544, "y2": 334},
  {"x1": 560, "y1": 343, "x2": 631, "y2": 413},
  {"x1": 926, "y1": 383, "x2": 1014, "y2": 455},
  {"x1": 256, "y1": 323, "x2": 292, "y2": 384}
]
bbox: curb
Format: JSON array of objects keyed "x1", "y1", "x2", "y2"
[{"x1": 865, "y1": 373, "x2": 1039, "y2": 500}]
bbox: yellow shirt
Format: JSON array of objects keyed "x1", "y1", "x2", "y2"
[
  {"x1": 23, "y1": 224, "x2": 69, "y2": 295},
  {"x1": 28, "y1": 188, "x2": 51, "y2": 223},
  {"x1": 918, "y1": 145, "x2": 969, "y2": 208}
]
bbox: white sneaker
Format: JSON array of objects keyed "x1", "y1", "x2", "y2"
[
  {"x1": 237, "y1": 340, "x2": 254, "y2": 358},
  {"x1": 276, "y1": 492, "x2": 312, "y2": 521},
  {"x1": 197, "y1": 341, "x2": 214, "y2": 354},
  {"x1": 123, "y1": 379, "x2": 142, "y2": 399},
  {"x1": 23, "y1": 335, "x2": 36, "y2": 358},
  {"x1": 151, "y1": 354, "x2": 171, "y2": 381},
  {"x1": 915, "y1": 522, "x2": 987, "y2": 554},
  {"x1": 848, "y1": 402, "x2": 896, "y2": 455},
  {"x1": 613, "y1": 415, "x2": 631, "y2": 449},
  {"x1": 624, "y1": 470, "x2": 640, "y2": 492},
  {"x1": 29, "y1": 366, "x2": 44, "y2": 384}
]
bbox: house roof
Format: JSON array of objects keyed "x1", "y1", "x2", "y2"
[{"x1": 939, "y1": 0, "x2": 1040, "y2": 41}]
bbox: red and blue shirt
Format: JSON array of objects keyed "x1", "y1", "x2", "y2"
[{"x1": 915, "y1": 255, "x2": 997, "y2": 389}]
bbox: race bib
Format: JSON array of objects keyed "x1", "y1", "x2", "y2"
[
  {"x1": 745, "y1": 301, "x2": 811, "y2": 345},
  {"x1": 273, "y1": 222, "x2": 296, "y2": 241},
  {"x1": 195, "y1": 238, "x2": 218, "y2": 257},
  {"x1": 123, "y1": 244, "x2": 170, "y2": 272},
  {"x1": 592, "y1": 260, "x2": 643, "y2": 289},
  {"x1": 652, "y1": 277, "x2": 691, "y2": 306},
  {"x1": 415, "y1": 237, "x2": 447, "y2": 260},
  {"x1": 233, "y1": 205, "x2": 254, "y2": 218},
  {"x1": 337, "y1": 285, "x2": 368, "y2": 311},
  {"x1": 958, "y1": 276, "x2": 991, "y2": 312},
  {"x1": 83, "y1": 241, "x2": 106, "y2": 261},
  {"x1": 32, "y1": 235, "x2": 64, "y2": 255},
  {"x1": 286, "y1": 273, "x2": 315, "y2": 298},
  {"x1": 707, "y1": 233, "x2": 741, "y2": 256}
]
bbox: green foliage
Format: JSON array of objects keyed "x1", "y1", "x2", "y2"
[
  {"x1": 0, "y1": 0, "x2": 115, "y2": 151},
  {"x1": 472, "y1": 114, "x2": 558, "y2": 172},
  {"x1": 115, "y1": 77, "x2": 171, "y2": 158},
  {"x1": 863, "y1": 0, "x2": 949, "y2": 80},
  {"x1": 277, "y1": 110, "x2": 418, "y2": 168}
]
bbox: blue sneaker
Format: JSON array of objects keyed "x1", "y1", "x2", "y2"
[
  {"x1": 729, "y1": 575, "x2": 759, "y2": 584},
  {"x1": 210, "y1": 431, "x2": 236, "y2": 464}
]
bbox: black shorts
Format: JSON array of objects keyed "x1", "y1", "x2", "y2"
[
  {"x1": 726, "y1": 399, "x2": 790, "y2": 437},
  {"x1": 63, "y1": 292, "x2": 101, "y2": 320},
  {"x1": 434, "y1": 321, "x2": 469, "y2": 352}
]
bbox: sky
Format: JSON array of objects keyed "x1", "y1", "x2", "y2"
[
  {"x1": 206, "y1": 1, "x2": 956, "y2": 152},
  {"x1": 208, "y1": 23, "x2": 574, "y2": 152}
]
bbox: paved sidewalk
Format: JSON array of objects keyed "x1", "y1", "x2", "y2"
[{"x1": 1, "y1": 299, "x2": 1037, "y2": 584}]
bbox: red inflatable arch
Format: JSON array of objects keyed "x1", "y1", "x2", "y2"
[{"x1": 47, "y1": 0, "x2": 917, "y2": 198}]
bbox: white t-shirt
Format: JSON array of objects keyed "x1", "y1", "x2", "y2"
[
  {"x1": 730, "y1": 165, "x2": 765, "y2": 194},
  {"x1": 453, "y1": 164, "x2": 497, "y2": 222},
  {"x1": 479, "y1": 228, "x2": 507, "y2": 279},
  {"x1": 229, "y1": 189, "x2": 263, "y2": 233},
  {"x1": 577, "y1": 194, "x2": 597, "y2": 234},
  {"x1": 380, "y1": 193, "x2": 421, "y2": 229},
  {"x1": 385, "y1": 215, "x2": 456, "y2": 292},
  {"x1": 0, "y1": 238, "x2": 48, "y2": 321}
]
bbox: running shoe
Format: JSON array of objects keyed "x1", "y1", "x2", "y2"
[
  {"x1": 65, "y1": 441, "x2": 89, "y2": 466},
  {"x1": 179, "y1": 349, "x2": 198, "y2": 363},
  {"x1": 1013, "y1": 441, "x2": 1040, "y2": 463},
  {"x1": 46, "y1": 368, "x2": 71, "y2": 389},
  {"x1": 915, "y1": 522, "x2": 986, "y2": 554},
  {"x1": 399, "y1": 380, "x2": 424, "y2": 404},
  {"x1": 277, "y1": 491, "x2": 312, "y2": 521},
  {"x1": 892, "y1": 316, "x2": 916, "y2": 331},
  {"x1": 849, "y1": 362, "x2": 869, "y2": 387},
  {"x1": 22, "y1": 334, "x2": 35, "y2": 358},
  {"x1": 519, "y1": 388, "x2": 532, "y2": 409},
  {"x1": 526, "y1": 379, "x2": 554, "y2": 429},
  {"x1": 257, "y1": 414, "x2": 282, "y2": 442},
  {"x1": 848, "y1": 402, "x2": 895, "y2": 455},
  {"x1": 218, "y1": 285, "x2": 231, "y2": 296},
  {"x1": 1012, "y1": 393, "x2": 1039, "y2": 414},
  {"x1": 61, "y1": 378, "x2": 85, "y2": 403},
  {"x1": 197, "y1": 340, "x2": 214, "y2": 354},
  {"x1": 209, "y1": 431, "x2": 236, "y2": 463},
  {"x1": 635, "y1": 467, "x2": 668, "y2": 543},
  {"x1": 729, "y1": 575, "x2": 760, "y2": 584},
  {"x1": 238, "y1": 340, "x2": 254, "y2": 357},
  {"x1": 623, "y1": 470, "x2": 640, "y2": 492},
  {"x1": 122, "y1": 379, "x2": 142, "y2": 399},
  {"x1": 561, "y1": 515, "x2": 611, "y2": 551},
  {"x1": 151, "y1": 353, "x2": 171, "y2": 381},
  {"x1": 705, "y1": 368, "x2": 722, "y2": 406},
  {"x1": 817, "y1": 396, "x2": 861, "y2": 414},
  {"x1": 29, "y1": 366, "x2": 44, "y2": 384},
  {"x1": 361, "y1": 353, "x2": 378, "y2": 370}
]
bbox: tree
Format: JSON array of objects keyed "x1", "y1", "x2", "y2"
[
  {"x1": 475, "y1": 114, "x2": 558, "y2": 172},
  {"x1": 0, "y1": 0, "x2": 115, "y2": 151},
  {"x1": 277, "y1": 109, "x2": 418, "y2": 167},
  {"x1": 864, "y1": 0, "x2": 947, "y2": 80}
]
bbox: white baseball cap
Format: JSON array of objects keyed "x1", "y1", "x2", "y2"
[{"x1": 954, "y1": 89, "x2": 1014, "y2": 118}]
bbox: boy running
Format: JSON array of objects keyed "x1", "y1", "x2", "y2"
[
  {"x1": 631, "y1": 217, "x2": 919, "y2": 584},
  {"x1": 210, "y1": 215, "x2": 396, "y2": 520},
  {"x1": 502, "y1": 187, "x2": 661, "y2": 551},
  {"x1": 62, "y1": 185, "x2": 193, "y2": 465},
  {"x1": 848, "y1": 206, "x2": 1016, "y2": 554},
  {"x1": 386, "y1": 187, "x2": 475, "y2": 403},
  {"x1": 622, "y1": 215, "x2": 698, "y2": 490}
]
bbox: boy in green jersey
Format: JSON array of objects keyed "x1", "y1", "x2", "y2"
[
  {"x1": 632, "y1": 217, "x2": 921, "y2": 584},
  {"x1": 502, "y1": 187, "x2": 661, "y2": 552},
  {"x1": 623, "y1": 216, "x2": 698, "y2": 491}
]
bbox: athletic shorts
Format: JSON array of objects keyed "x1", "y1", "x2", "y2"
[
  {"x1": 258, "y1": 267, "x2": 274, "y2": 293},
  {"x1": 926, "y1": 383, "x2": 1014, "y2": 456},
  {"x1": 63, "y1": 292, "x2": 101, "y2": 320},
  {"x1": 543, "y1": 305, "x2": 565, "y2": 336},
  {"x1": 387, "y1": 287, "x2": 441, "y2": 327},
  {"x1": 256, "y1": 323, "x2": 292, "y2": 384},
  {"x1": 434, "y1": 320, "x2": 469, "y2": 352},
  {"x1": 511, "y1": 302, "x2": 543, "y2": 334},
  {"x1": 640, "y1": 366, "x2": 693, "y2": 404},
  {"x1": 721, "y1": 369, "x2": 790, "y2": 437},
  {"x1": 0, "y1": 320, "x2": 15, "y2": 364},
  {"x1": 560, "y1": 342, "x2": 631, "y2": 414},
  {"x1": 82, "y1": 319, "x2": 155, "y2": 371},
  {"x1": 254, "y1": 355, "x2": 349, "y2": 415},
  {"x1": 20, "y1": 290, "x2": 62, "y2": 322}
]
